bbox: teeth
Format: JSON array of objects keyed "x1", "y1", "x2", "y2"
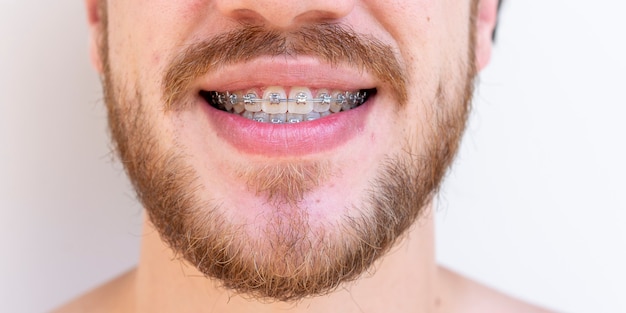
[
  {"x1": 305, "y1": 112, "x2": 321, "y2": 121},
  {"x1": 288, "y1": 87, "x2": 314, "y2": 114},
  {"x1": 342, "y1": 92, "x2": 355, "y2": 111},
  {"x1": 253, "y1": 111, "x2": 269, "y2": 123},
  {"x1": 287, "y1": 113, "x2": 304, "y2": 123},
  {"x1": 329, "y1": 91, "x2": 344, "y2": 113},
  {"x1": 243, "y1": 91, "x2": 262, "y2": 112},
  {"x1": 314, "y1": 89, "x2": 332, "y2": 113},
  {"x1": 230, "y1": 91, "x2": 245, "y2": 114},
  {"x1": 262, "y1": 87, "x2": 288, "y2": 114},
  {"x1": 207, "y1": 87, "x2": 370, "y2": 123},
  {"x1": 270, "y1": 113, "x2": 287, "y2": 124},
  {"x1": 220, "y1": 92, "x2": 233, "y2": 112},
  {"x1": 242, "y1": 110, "x2": 255, "y2": 120}
]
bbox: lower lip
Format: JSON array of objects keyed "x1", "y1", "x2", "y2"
[{"x1": 199, "y1": 97, "x2": 373, "y2": 157}]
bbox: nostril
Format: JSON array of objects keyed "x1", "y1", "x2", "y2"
[
  {"x1": 214, "y1": 0, "x2": 355, "y2": 30},
  {"x1": 227, "y1": 8, "x2": 269, "y2": 26}
]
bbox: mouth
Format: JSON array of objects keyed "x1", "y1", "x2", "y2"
[
  {"x1": 200, "y1": 87, "x2": 376, "y2": 124},
  {"x1": 188, "y1": 58, "x2": 381, "y2": 156}
]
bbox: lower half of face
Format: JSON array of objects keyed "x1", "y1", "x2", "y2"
[{"x1": 102, "y1": 1, "x2": 476, "y2": 302}]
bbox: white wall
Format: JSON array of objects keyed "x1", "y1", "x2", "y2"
[
  {"x1": 436, "y1": 1, "x2": 626, "y2": 313},
  {"x1": 0, "y1": 2, "x2": 142, "y2": 312},
  {"x1": 1, "y1": 1, "x2": 624, "y2": 312}
]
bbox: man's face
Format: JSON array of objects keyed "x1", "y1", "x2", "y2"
[{"x1": 92, "y1": 0, "x2": 490, "y2": 302}]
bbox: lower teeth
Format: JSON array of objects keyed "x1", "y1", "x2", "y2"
[{"x1": 203, "y1": 90, "x2": 371, "y2": 124}]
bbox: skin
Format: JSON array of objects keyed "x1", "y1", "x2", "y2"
[{"x1": 56, "y1": 0, "x2": 554, "y2": 312}]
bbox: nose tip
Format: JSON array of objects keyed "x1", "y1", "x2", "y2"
[{"x1": 214, "y1": 0, "x2": 355, "y2": 29}]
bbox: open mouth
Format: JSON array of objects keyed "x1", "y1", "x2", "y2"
[{"x1": 201, "y1": 86, "x2": 376, "y2": 124}]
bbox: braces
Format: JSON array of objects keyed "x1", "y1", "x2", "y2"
[{"x1": 209, "y1": 90, "x2": 368, "y2": 107}]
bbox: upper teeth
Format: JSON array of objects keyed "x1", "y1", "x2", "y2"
[{"x1": 207, "y1": 86, "x2": 369, "y2": 124}]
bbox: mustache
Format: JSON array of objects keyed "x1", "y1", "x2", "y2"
[{"x1": 162, "y1": 23, "x2": 407, "y2": 111}]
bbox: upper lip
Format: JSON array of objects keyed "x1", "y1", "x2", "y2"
[{"x1": 194, "y1": 56, "x2": 378, "y2": 93}]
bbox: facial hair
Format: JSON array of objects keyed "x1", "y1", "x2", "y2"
[{"x1": 98, "y1": 2, "x2": 477, "y2": 302}]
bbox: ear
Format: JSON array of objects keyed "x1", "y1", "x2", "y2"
[
  {"x1": 474, "y1": 0, "x2": 499, "y2": 71},
  {"x1": 85, "y1": 0, "x2": 104, "y2": 73}
]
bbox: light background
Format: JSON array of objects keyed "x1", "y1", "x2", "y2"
[{"x1": 1, "y1": 1, "x2": 624, "y2": 312}]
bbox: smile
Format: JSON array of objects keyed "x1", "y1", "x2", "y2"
[
  {"x1": 202, "y1": 87, "x2": 375, "y2": 124},
  {"x1": 191, "y1": 58, "x2": 379, "y2": 156}
]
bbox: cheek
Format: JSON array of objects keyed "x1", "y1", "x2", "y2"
[
  {"x1": 366, "y1": 1, "x2": 436, "y2": 56},
  {"x1": 151, "y1": 52, "x2": 162, "y2": 67},
  {"x1": 370, "y1": 0, "x2": 472, "y2": 66},
  {"x1": 108, "y1": 1, "x2": 197, "y2": 70}
]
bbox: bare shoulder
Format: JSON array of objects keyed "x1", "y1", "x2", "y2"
[
  {"x1": 52, "y1": 268, "x2": 136, "y2": 313},
  {"x1": 437, "y1": 266, "x2": 555, "y2": 313}
]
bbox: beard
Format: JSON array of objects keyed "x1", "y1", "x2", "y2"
[{"x1": 98, "y1": 3, "x2": 477, "y2": 303}]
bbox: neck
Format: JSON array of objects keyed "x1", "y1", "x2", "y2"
[{"x1": 134, "y1": 209, "x2": 438, "y2": 313}]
